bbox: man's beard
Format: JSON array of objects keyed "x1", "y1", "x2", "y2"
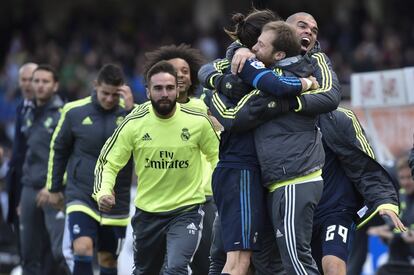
[{"x1": 151, "y1": 98, "x2": 176, "y2": 116}]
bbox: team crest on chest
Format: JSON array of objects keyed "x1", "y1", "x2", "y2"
[
  {"x1": 44, "y1": 117, "x2": 53, "y2": 128},
  {"x1": 181, "y1": 128, "x2": 190, "y2": 141}
]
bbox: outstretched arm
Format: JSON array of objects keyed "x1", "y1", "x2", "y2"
[{"x1": 237, "y1": 58, "x2": 316, "y2": 98}]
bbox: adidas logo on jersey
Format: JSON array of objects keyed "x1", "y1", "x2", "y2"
[
  {"x1": 82, "y1": 116, "x2": 93, "y2": 125},
  {"x1": 141, "y1": 133, "x2": 152, "y2": 141}
]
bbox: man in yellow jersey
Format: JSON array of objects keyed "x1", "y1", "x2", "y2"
[
  {"x1": 93, "y1": 61, "x2": 219, "y2": 275},
  {"x1": 144, "y1": 44, "x2": 217, "y2": 274}
]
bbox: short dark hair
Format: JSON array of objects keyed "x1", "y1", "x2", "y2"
[
  {"x1": 146, "y1": 61, "x2": 177, "y2": 85},
  {"x1": 144, "y1": 44, "x2": 204, "y2": 96},
  {"x1": 262, "y1": 21, "x2": 301, "y2": 57},
  {"x1": 33, "y1": 64, "x2": 59, "y2": 82},
  {"x1": 97, "y1": 64, "x2": 125, "y2": 86},
  {"x1": 224, "y1": 9, "x2": 280, "y2": 49}
]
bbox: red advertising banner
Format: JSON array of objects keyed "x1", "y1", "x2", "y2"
[{"x1": 352, "y1": 106, "x2": 414, "y2": 157}]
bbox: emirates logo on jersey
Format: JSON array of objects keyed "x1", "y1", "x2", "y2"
[{"x1": 144, "y1": 151, "x2": 189, "y2": 169}]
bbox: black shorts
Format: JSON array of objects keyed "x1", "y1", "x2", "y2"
[
  {"x1": 68, "y1": 211, "x2": 126, "y2": 257},
  {"x1": 311, "y1": 212, "x2": 356, "y2": 265},
  {"x1": 212, "y1": 167, "x2": 266, "y2": 252}
]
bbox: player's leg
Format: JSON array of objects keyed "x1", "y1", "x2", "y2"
[
  {"x1": 252, "y1": 220, "x2": 286, "y2": 275},
  {"x1": 96, "y1": 224, "x2": 127, "y2": 275},
  {"x1": 131, "y1": 208, "x2": 167, "y2": 275},
  {"x1": 68, "y1": 211, "x2": 98, "y2": 275},
  {"x1": 269, "y1": 181, "x2": 323, "y2": 275},
  {"x1": 191, "y1": 197, "x2": 217, "y2": 275},
  {"x1": 164, "y1": 206, "x2": 204, "y2": 275},
  {"x1": 222, "y1": 168, "x2": 265, "y2": 275},
  {"x1": 320, "y1": 213, "x2": 355, "y2": 275},
  {"x1": 209, "y1": 214, "x2": 227, "y2": 275},
  {"x1": 210, "y1": 204, "x2": 285, "y2": 275},
  {"x1": 43, "y1": 204, "x2": 69, "y2": 274},
  {"x1": 311, "y1": 218, "x2": 324, "y2": 273},
  {"x1": 62, "y1": 215, "x2": 74, "y2": 273},
  {"x1": 19, "y1": 186, "x2": 46, "y2": 274}
]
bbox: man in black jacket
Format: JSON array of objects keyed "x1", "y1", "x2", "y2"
[
  {"x1": 367, "y1": 154, "x2": 413, "y2": 275},
  {"x1": 19, "y1": 64, "x2": 69, "y2": 275},
  {"x1": 312, "y1": 108, "x2": 404, "y2": 275},
  {"x1": 46, "y1": 64, "x2": 134, "y2": 275}
]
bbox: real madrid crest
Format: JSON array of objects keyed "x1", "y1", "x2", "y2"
[
  {"x1": 181, "y1": 128, "x2": 190, "y2": 141},
  {"x1": 43, "y1": 117, "x2": 53, "y2": 128}
]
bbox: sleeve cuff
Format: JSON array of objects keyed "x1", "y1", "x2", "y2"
[
  {"x1": 377, "y1": 203, "x2": 399, "y2": 215},
  {"x1": 288, "y1": 96, "x2": 302, "y2": 112}
]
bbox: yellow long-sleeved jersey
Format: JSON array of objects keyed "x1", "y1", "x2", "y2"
[{"x1": 93, "y1": 103, "x2": 219, "y2": 213}]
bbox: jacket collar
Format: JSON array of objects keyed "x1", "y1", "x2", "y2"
[
  {"x1": 307, "y1": 40, "x2": 322, "y2": 55},
  {"x1": 274, "y1": 55, "x2": 302, "y2": 67}
]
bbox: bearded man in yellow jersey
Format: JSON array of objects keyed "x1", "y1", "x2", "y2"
[
  {"x1": 93, "y1": 61, "x2": 219, "y2": 275},
  {"x1": 144, "y1": 44, "x2": 219, "y2": 274}
]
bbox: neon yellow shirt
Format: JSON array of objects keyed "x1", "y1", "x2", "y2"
[
  {"x1": 182, "y1": 98, "x2": 214, "y2": 196},
  {"x1": 93, "y1": 103, "x2": 219, "y2": 213}
]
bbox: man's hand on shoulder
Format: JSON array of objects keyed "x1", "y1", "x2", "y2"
[{"x1": 231, "y1": 48, "x2": 255, "y2": 74}]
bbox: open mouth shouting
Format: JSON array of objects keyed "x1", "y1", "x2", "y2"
[{"x1": 301, "y1": 37, "x2": 311, "y2": 50}]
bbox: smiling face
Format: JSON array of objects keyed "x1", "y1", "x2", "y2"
[
  {"x1": 95, "y1": 82, "x2": 121, "y2": 110},
  {"x1": 252, "y1": 30, "x2": 278, "y2": 67},
  {"x1": 167, "y1": 58, "x2": 192, "y2": 97},
  {"x1": 287, "y1": 13, "x2": 319, "y2": 53}
]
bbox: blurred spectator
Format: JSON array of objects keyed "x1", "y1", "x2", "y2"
[
  {"x1": 6, "y1": 62, "x2": 37, "y2": 229},
  {"x1": 1, "y1": 1, "x2": 413, "y2": 127},
  {"x1": 409, "y1": 141, "x2": 414, "y2": 178},
  {"x1": 368, "y1": 153, "x2": 414, "y2": 274}
]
